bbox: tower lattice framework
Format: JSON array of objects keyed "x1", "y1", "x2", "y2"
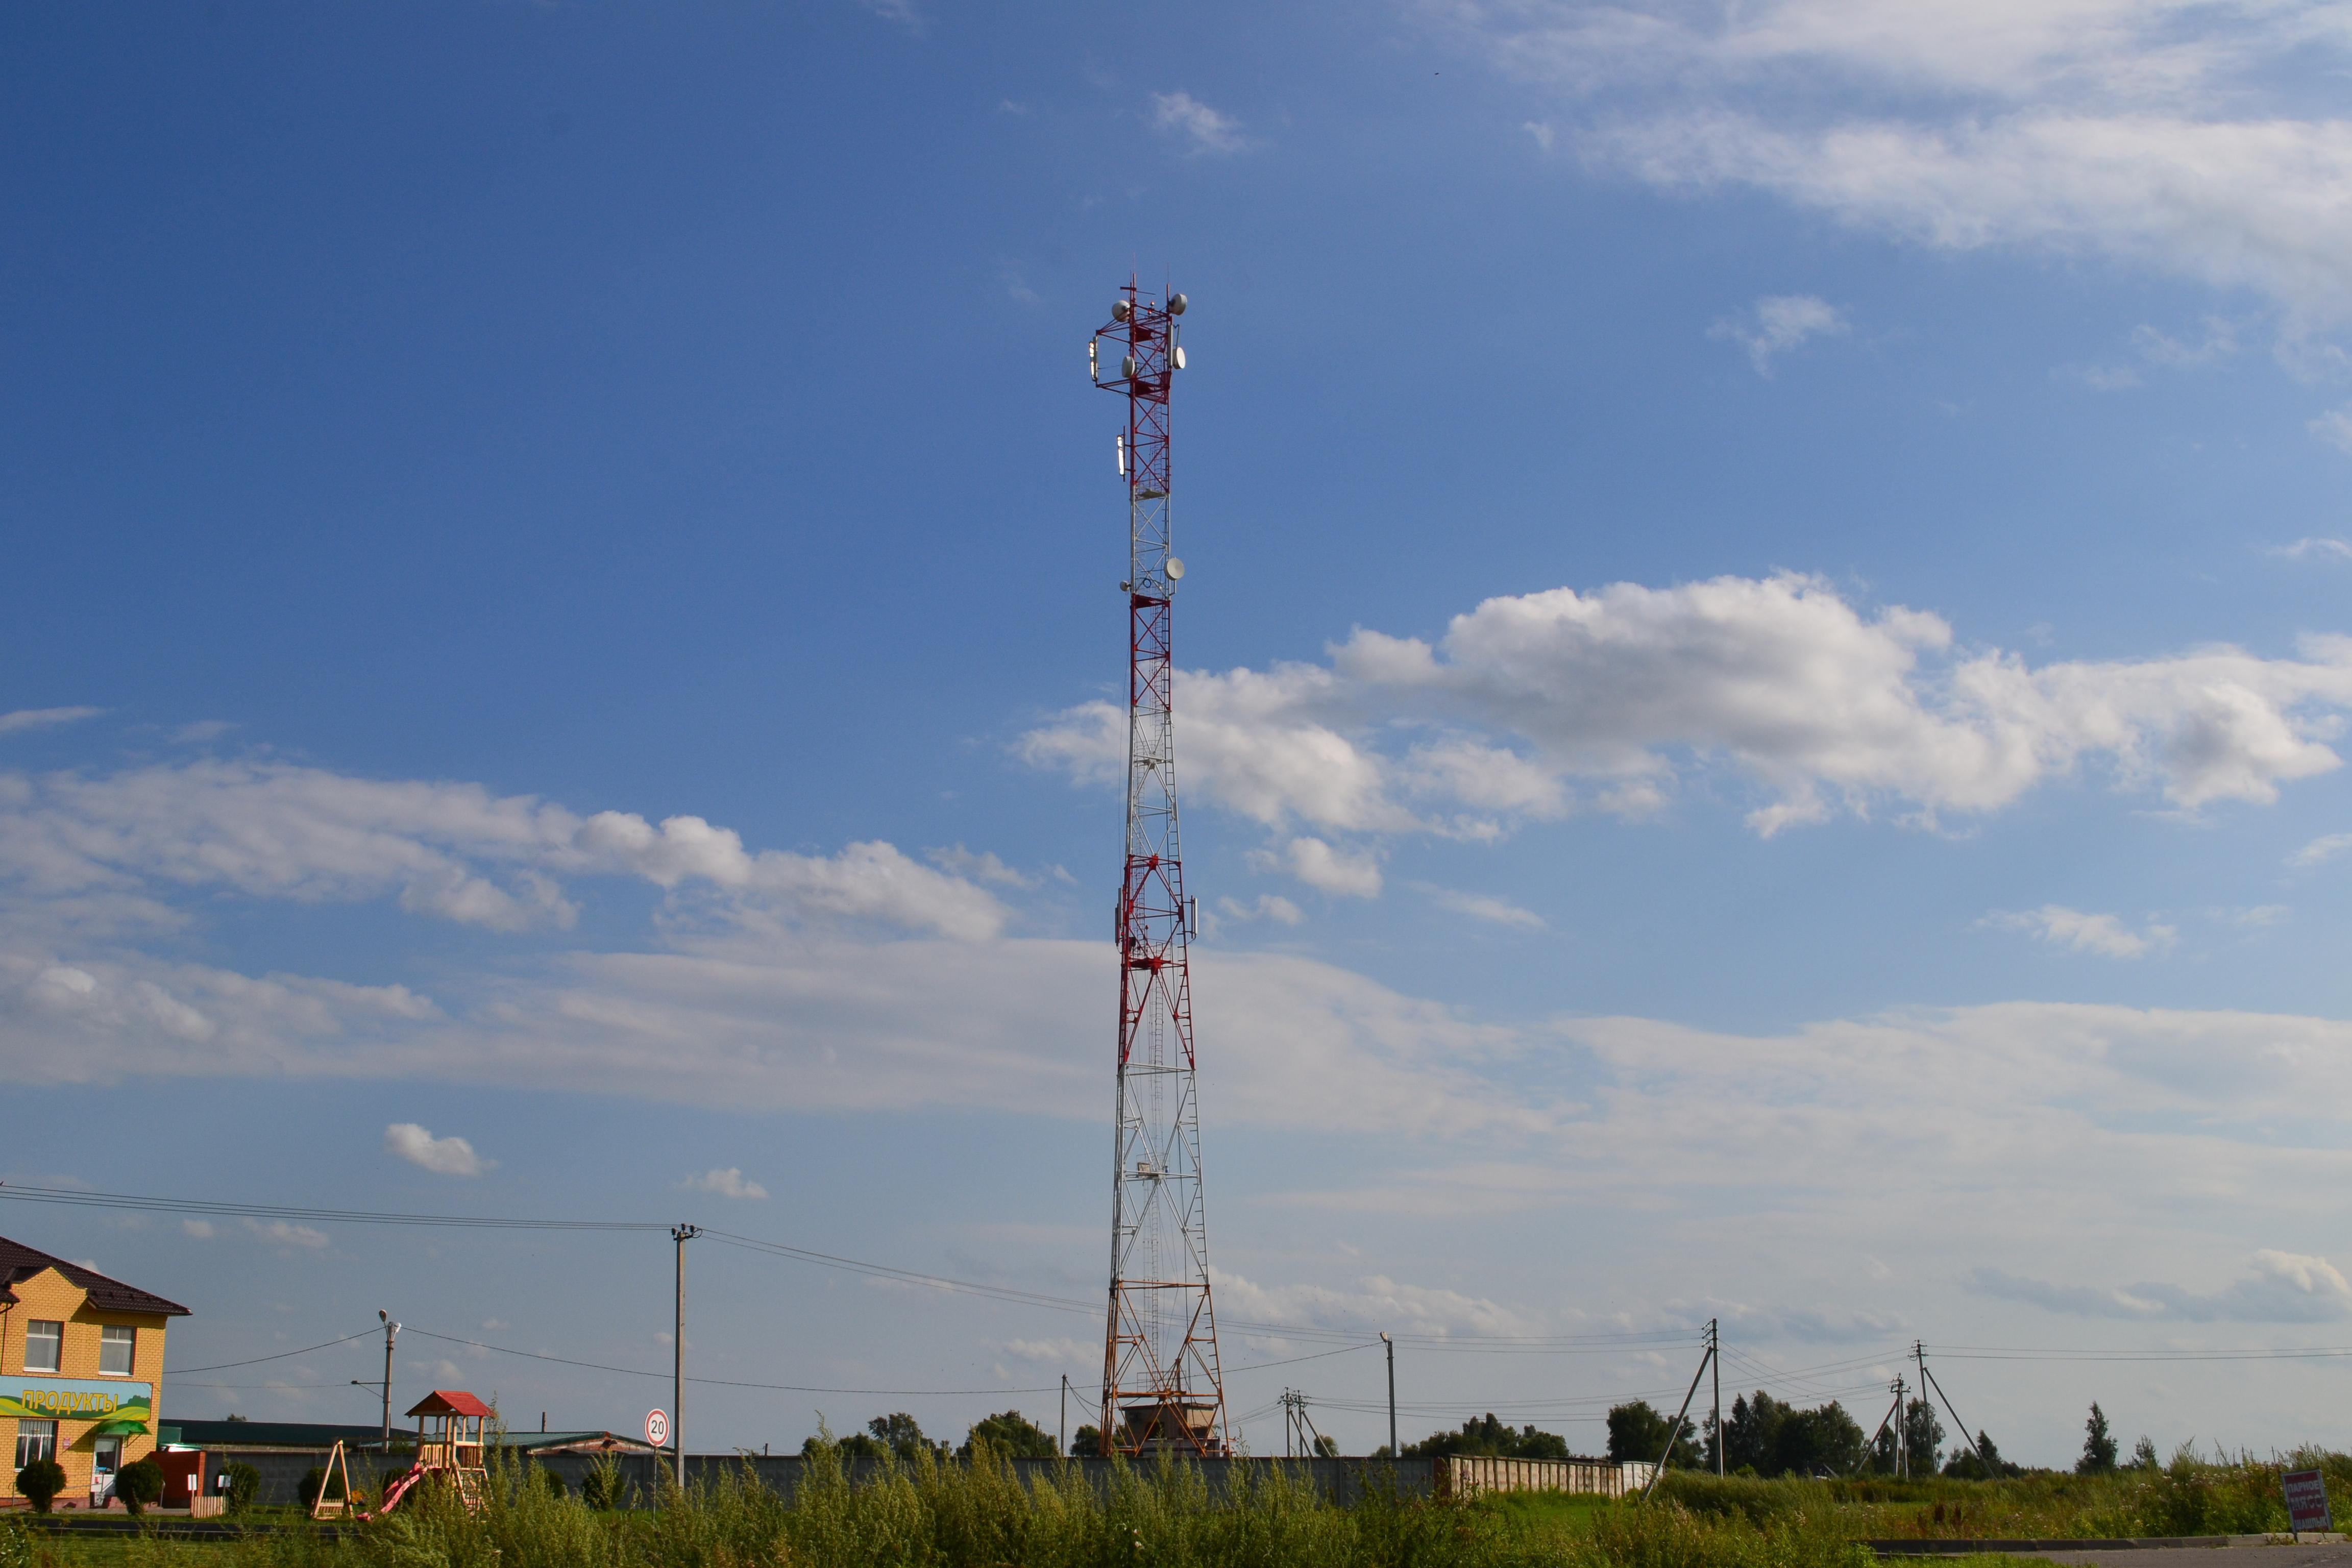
[{"x1": 1091, "y1": 279, "x2": 1226, "y2": 1457}]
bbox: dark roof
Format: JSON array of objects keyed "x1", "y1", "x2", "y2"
[
  {"x1": 163, "y1": 1419, "x2": 657, "y2": 1454},
  {"x1": 167, "y1": 1420, "x2": 390, "y2": 1451},
  {"x1": 505, "y1": 1431, "x2": 660, "y2": 1454},
  {"x1": 408, "y1": 1390, "x2": 495, "y2": 1418},
  {"x1": 0, "y1": 1234, "x2": 191, "y2": 1317}
]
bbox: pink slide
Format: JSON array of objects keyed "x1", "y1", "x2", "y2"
[{"x1": 361, "y1": 1465, "x2": 427, "y2": 1520}]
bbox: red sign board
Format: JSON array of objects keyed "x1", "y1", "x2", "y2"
[
  {"x1": 2283, "y1": 1468, "x2": 2331, "y2": 1533},
  {"x1": 645, "y1": 1409, "x2": 670, "y2": 1449}
]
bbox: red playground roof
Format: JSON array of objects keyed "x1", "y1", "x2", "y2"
[{"x1": 407, "y1": 1390, "x2": 495, "y2": 1418}]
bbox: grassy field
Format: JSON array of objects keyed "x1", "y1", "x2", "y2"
[{"x1": 2, "y1": 1447, "x2": 2339, "y2": 1568}]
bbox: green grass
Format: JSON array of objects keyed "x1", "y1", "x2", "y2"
[{"x1": 5, "y1": 1445, "x2": 2340, "y2": 1568}]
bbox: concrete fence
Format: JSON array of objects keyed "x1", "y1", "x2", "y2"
[{"x1": 1435, "y1": 1456, "x2": 1655, "y2": 1500}]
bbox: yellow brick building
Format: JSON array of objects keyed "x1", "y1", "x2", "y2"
[{"x1": 2, "y1": 1236, "x2": 188, "y2": 1508}]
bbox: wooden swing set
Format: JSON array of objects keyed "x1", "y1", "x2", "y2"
[{"x1": 311, "y1": 1390, "x2": 494, "y2": 1521}]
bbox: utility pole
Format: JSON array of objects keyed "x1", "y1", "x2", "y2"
[
  {"x1": 1380, "y1": 1333, "x2": 1396, "y2": 1457},
  {"x1": 1914, "y1": 1342, "x2": 1998, "y2": 1482},
  {"x1": 350, "y1": 1311, "x2": 399, "y2": 1449},
  {"x1": 1710, "y1": 1319, "x2": 1722, "y2": 1476},
  {"x1": 1060, "y1": 1375, "x2": 1070, "y2": 1457},
  {"x1": 673, "y1": 1224, "x2": 699, "y2": 1490},
  {"x1": 1640, "y1": 1329, "x2": 1719, "y2": 1503}
]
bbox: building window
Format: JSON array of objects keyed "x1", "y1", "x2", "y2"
[
  {"x1": 94, "y1": 1435, "x2": 122, "y2": 1475},
  {"x1": 23, "y1": 1319, "x2": 62, "y2": 1374},
  {"x1": 14, "y1": 1420, "x2": 57, "y2": 1468},
  {"x1": 100, "y1": 1325, "x2": 136, "y2": 1376}
]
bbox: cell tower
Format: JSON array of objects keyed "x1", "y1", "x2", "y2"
[{"x1": 1089, "y1": 279, "x2": 1226, "y2": 1457}]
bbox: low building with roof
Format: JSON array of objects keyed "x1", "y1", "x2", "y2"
[{"x1": 2, "y1": 1234, "x2": 189, "y2": 1509}]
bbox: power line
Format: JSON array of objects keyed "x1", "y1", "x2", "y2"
[
  {"x1": 166, "y1": 1329, "x2": 379, "y2": 1376},
  {"x1": 0, "y1": 1184, "x2": 664, "y2": 1232}
]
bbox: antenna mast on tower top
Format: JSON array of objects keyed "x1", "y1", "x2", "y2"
[{"x1": 1089, "y1": 278, "x2": 1225, "y2": 1457}]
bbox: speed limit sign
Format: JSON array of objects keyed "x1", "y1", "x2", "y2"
[{"x1": 646, "y1": 1409, "x2": 670, "y2": 1447}]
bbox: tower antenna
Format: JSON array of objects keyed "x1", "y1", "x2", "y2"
[{"x1": 1089, "y1": 277, "x2": 1224, "y2": 1457}]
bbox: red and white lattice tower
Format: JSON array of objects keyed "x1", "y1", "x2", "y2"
[{"x1": 1090, "y1": 279, "x2": 1226, "y2": 1456}]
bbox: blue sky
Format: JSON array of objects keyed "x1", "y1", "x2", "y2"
[{"x1": 10, "y1": 0, "x2": 2352, "y2": 1465}]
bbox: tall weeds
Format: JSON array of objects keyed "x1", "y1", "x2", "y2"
[{"x1": 124, "y1": 1443, "x2": 2350, "y2": 1568}]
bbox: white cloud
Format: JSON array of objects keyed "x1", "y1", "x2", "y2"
[
  {"x1": 1151, "y1": 91, "x2": 1247, "y2": 154},
  {"x1": 1024, "y1": 572, "x2": 2352, "y2": 844},
  {"x1": 1525, "y1": 120, "x2": 1556, "y2": 152},
  {"x1": 243, "y1": 1218, "x2": 329, "y2": 1251},
  {"x1": 997, "y1": 1336, "x2": 1093, "y2": 1364},
  {"x1": 1983, "y1": 904, "x2": 2175, "y2": 959},
  {"x1": 2312, "y1": 406, "x2": 2352, "y2": 454},
  {"x1": 1421, "y1": 885, "x2": 1547, "y2": 930},
  {"x1": 181, "y1": 1219, "x2": 214, "y2": 1239},
  {"x1": 684, "y1": 1167, "x2": 769, "y2": 1200},
  {"x1": 1216, "y1": 893, "x2": 1304, "y2": 927},
  {"x1": 1455, "y1": 0, "x2": 2352, "y2": 331},
  {"x1": 926, "y1": 844, "x2": 1033, "y2": 887},
  {"x1": 2291, "y1": 831, "x2": 2352, "y2": 865},
  {"x1": 1711, "y1": 294, "x2": 1848, "y2": 375},
  {"x1": 0, "y1": 758, "x2": 1009, "y2": 940},
  {"x1": 0, "y1": 707, "x2": 102, "y2": 737},
  {"x1": 1215, "y1": 1269, "x2": 1542, "y2": 1340},
  {"x1": 1970, "y1": 1251, "x2": 2352, "y2": 1322},
  {"x1": 857, "y1": 0, "x2": 921, "y2": 36},
  {"x1": 2133, "y1": 317, "x2": 2239, "y2": 368},
  {"x1": 0, "y1": 924, "x2": 1546, "y2": 1139},
  {"x1": 1250, "y1": 836, "x2": 1384, "y2": 898},
  {"x1": 2271, "y1": 537, "x2": 2352, "y2": 561},
  {"x1": 383, "y1": 1122, "x2": 494, "y2": 1177}
]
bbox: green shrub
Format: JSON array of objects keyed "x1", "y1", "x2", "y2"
[
  {"x1": 298, "y1": 1463, "x2": 346, "y2": 1508},
  {"x1": 0, "y1": 1515, "x2": 31, "y2": 1568},
  {"x1": 114, "y1": 1455, "x2": 165, "y2": 1515},
  {"x1": 582, "y1": 1452, "x2": 626, "y2": 1509},
  {"x1": 12, "y1": 1458, "x2": 65, "y2": 1514},
  {"x1": 222, "y1": 1460, "x2": 260, "y2": 1513}
]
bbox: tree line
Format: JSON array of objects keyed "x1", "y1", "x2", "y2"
[{"x1": 1605, "y1": 1392, "x2": 2144, "y2": 1479}]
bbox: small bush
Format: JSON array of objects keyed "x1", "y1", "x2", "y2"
[
  {"x1": 537, "y1": 1463, "x2": 567, "y2": 1498},
  {"x1": 299, "y1": 1464, "x2": 347, "y2": 1508},
  {"x1": 581, "y1": 1453, "x2": 625, "y2": 1510},
  {"x1": 114, "y1": 1455, "x2": 164, "y2": 1515},
  {"x1": 222, "y1": 1460, "x2": 260, "y2": 1513},
  {"x1": 0, "y1": 1515, "x2": 32, "y2": 1568},
  {"x1": 13, "y1": 1459, "x2": 65, "y2": 1514}
]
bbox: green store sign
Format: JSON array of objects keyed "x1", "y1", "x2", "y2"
[{"x1": 2, "y1": 1379, "x2": 154, "y2": 1425}]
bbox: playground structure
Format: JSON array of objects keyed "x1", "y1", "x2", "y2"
[{"x1": 310, "y1": 1390, "x2": 494, "y2": 1521}]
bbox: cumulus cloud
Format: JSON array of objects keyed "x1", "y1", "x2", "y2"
[
  {"x1": 0, "y1": 707, "x2": 102, "y2": 737},
  {"x1": 684, "y1": 1167, "x2": 769, "y2": 1200},
  {"x1": 1711, "y1": 295, "x2": 1848, "y2": 374},
  {"x1": 1215, "y1": 1269, "x2": 1542, "y2": 1340},
  {"x1": 1151, "y1": 91, "x2": 1247, "y2": 153},
  {"x1": 1455, "y1": 0, "x2": 2352, "y2": 332},
  {"x1": 1982, "y1": 904, "x2": 2175, "y2": 959},
  {"x1": 2294, "y1": 831, "x2": 2352, "y2": 865},
  {"x1": 244, "y1": 1218, "x2": 329, "y2": 1251},
  {"x1": 1969, "y1": 1251, "x2": 2352, "y2": 1322},
  {"x1": 384, "y1": 1122, "x2": 493, "y2": 1177},
  {"x1": 2271, "y1": 538, "x2": 2352, "y2": 562},
  {"x1": 1250, "y1": 836, "x2": 1384, "y2": 898},
  {"x1": 2313, "y1": 406, "x2": 2352, "y2": 454},
  {"x1": 1023, "y1": 572, "x2": 2352, "y2": 844},
  {"x1": 1419, "y1": 885, "x2": 1548, "y2": 929},
  {"x1": 1216, "y1": 893, "x2": 1304, "y2": 927},
  {"x1": 0, "y1": 758, "x2": 1008, "y2": 940}
]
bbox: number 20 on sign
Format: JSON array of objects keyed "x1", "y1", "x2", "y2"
[{"x1": 646, "y1": 1409, "x2": 670, "y2": 1448}]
